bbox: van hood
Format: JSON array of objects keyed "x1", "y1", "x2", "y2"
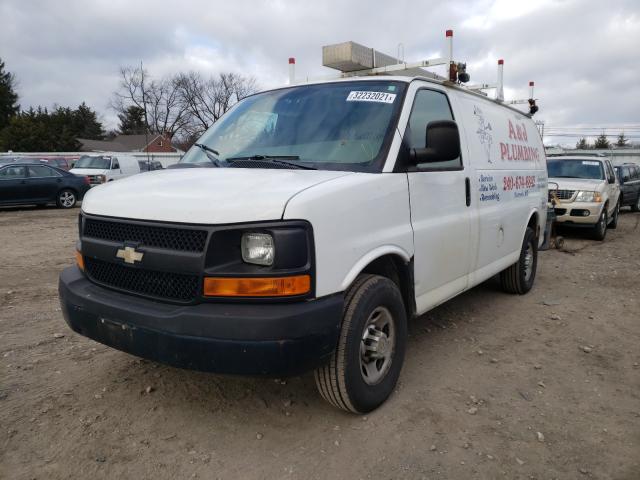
[
  {"x1": 548, "y1": 177, "x2": 605, "y2": 191},
  {"x1": 70, "y1": 168, "x2": 108, "y2": 176},
  {"x1": 81, "y1": 168, "x2": 353, "y2": 224}
]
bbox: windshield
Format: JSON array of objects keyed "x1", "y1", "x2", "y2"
[
  {"x1": 547, "y1": 159, "x2": 604, "y2": 180},
  {"x1": 74, "y1": 155, "x2": 111, "y2": 169},
  {"x1": 179, "y1": 81, "x2": 406, "y2": 172}
]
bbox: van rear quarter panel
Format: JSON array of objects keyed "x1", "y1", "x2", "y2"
[{"x1": 453, "y1": 91, "x2": 547, "y2": 278}]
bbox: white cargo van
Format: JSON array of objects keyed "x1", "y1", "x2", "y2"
[
  {"x1": 70, "y1": 153, "x2": 140, "y2": 186},
  {"x1": 59, "y1": 74, "x2": 547, "y2": 413}
]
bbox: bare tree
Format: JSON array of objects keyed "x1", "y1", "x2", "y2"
[
  {"x1": 176, "y1": 71, "x2": 258, "y2": 135},
  {"x1": 112, "y1": 66, "x2": 258, "y2": 143},
  {"x1": 111, "y1": 66, "x2": 191, "y2": 138}
]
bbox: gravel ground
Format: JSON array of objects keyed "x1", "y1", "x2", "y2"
[{"x1": 1, "y1": 205, "x2": 639, "y2": 480}]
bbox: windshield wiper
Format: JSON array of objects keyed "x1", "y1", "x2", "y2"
[
  {"x1": 226, "y1": 155, "x2": 316, "y2": 170},
  {"x1": 193, "y1": 143, "x2": 223, "y2": 167}
]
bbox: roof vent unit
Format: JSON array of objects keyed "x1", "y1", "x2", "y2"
[{"x1": 322, "y1": 41, "x2": 399, "y2": 72}]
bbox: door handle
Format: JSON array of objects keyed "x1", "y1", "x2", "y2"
[{"x1": 465, "y1": 177, "x2": 471, "y2": 207}]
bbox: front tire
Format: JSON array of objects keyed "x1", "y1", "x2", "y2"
[
  {"x1": 609, "y1": 201, "x2": 619, "y2": 229},
  {"x1": 314, "y1": 274, "x2": 407, "y2": 414},
  {"x1": 500, "y1": 226, "x2": 537, "y2": 294},
  {"x1": 592, "y1": 208, "x2": 607, "y2": 241},
  {"x1": 56, "y1": 189, "x2": 77, "y2": 209}
]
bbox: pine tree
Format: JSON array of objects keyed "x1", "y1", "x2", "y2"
[
  {"x1": 117, "y1": 105, "x2": 147, "y2": 135},
  {"x1": 594, "y1": 132, "x2": 610, "y2": 149},
  {"x1": 0, "y1": 58, "x2": 20, "y2": 130},
  {"x1": 576, "y1": 138, "x2": 589, "y2": 149},
  {"x1": 616, "y1": 132, "x2": 629, "y2": 147}
]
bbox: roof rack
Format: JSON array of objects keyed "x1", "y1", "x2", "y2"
[{"x1": 288, "y1": 30, "x2": 539, "y2": 115}]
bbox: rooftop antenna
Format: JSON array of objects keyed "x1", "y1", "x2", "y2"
[
  {"x1": 288, "y1": 57, "x2": 296, "y2": 85},
  {"x1": 496, "y1": 59, "x2": 504, "y2": 101}
]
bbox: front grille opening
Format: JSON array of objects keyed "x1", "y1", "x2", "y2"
[
  {"x1": 549, "y1": 189, "x2": 575, "y2": 201},
  {"x1": 83, "y1": 218, "x2": 207, "y2": 252},
  {"x1": 84, "y1": 257, "x2": 199, "y2": 302}
]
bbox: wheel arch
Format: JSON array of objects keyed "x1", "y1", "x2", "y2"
[{"x1": 341, "y1": 247, "x2": 415, "y2": 319}]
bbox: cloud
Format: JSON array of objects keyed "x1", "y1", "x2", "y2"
[{"x1": 1, "y1": 0, "x2": 639, "y2": 145}]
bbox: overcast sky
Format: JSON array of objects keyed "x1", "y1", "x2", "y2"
[{"x1": 1, "y1": 0, "x2": 639, "y2": 146}]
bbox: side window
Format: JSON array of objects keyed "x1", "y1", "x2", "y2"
[
  {"x1": 622, "y1": 167, "x2": 631, "y2": 182},
  {"x1": 407, "y1": 89, "x2": 461, "y2": 170},
  {"x1": 111, "y1": 158, "x2": 120, "y2": 170},
  {"x1": 633, "y1": 166, "x2": 640, "y2": 180},
  {"x1": 0, "y1": 166, "x2": 26, "y2": 179},
  {"x1": 28, "y1": 165, "x2": 60, "y2": 177},
  {"x1": 604, "y1": 161, "x2": 615, "y2": 183}
]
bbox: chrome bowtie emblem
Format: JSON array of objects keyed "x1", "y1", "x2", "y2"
[{"x1": 116, "y1": 246, "x2": 144, "y2": 264}]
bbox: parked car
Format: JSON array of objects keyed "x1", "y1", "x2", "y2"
[
  {"x1": 547, "y1": 156, "x2": 621, "y2": 240},
  {"x1": 70, "y1": 154, "x2": 140, "y2": 186},
  {"x1": 60, "y1": 75, "x2": 548, "y2": 413},
  {"x1": 614, "y1": 163, "x2": 640, "y2": 212},
  {"x1": 138, "y1": 160, "x2": 164, "y2": 171},
  {"x1": 0, "y1": 162, "x2": 90, "y2": 208}
]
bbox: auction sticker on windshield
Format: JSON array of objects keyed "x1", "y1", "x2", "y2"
[
  {"x1": 346, "y1": 91, "x2": 396, "y2": 103},
  {"x1": 582, "y1": 161, "x2": 600, "y2": 166}
]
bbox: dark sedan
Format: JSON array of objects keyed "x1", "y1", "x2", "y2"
[{"x1": 0, "y1": 162, "x2": 91, "y2": 208}]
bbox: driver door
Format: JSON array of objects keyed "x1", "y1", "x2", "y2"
[{"x1": 403, "y1": 87, "x2": 472, "y2": 313}]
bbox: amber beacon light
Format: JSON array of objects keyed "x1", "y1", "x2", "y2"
[{"x1": 203, "y1": 275, "x2": 311, "y2": 297}]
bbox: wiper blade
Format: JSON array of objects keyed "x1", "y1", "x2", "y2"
[
  {"x1": 193, "y1": 143, "x2": 223, "y2": 167},
  {"x1": 226, "y1": 155, "x2": 316, "y2": 170}
]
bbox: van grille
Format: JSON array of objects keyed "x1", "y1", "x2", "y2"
[
  {"x1": 83, "y1": 218, "x2": 207, "y2": 252},
  {"x1": 84, "y1": 257, "x2": 199, "y2": 302}
]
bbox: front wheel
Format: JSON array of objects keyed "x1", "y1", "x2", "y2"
[
  {"x1": 609, "y1": 201, "x2": 619, "y2": 229},
  {"x1": 56, "y1": 189, "x2": 77, "y2": 209},
  {"x1": 500, "y1": 226, "x2": 537, "y2": 294},
  {"x1": 314, "y1": 274, "x2": 407, "y2": 414},
  {"x1": 592, "y1": 208, "x2": 607, "y2": 241}
]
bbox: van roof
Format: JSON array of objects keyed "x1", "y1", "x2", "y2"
[{"x1": 286, "y1": 75, "x2": 531, "y2": 119}]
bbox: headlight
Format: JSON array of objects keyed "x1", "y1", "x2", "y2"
[
  {"x1": 575, "y1": 191, "x2": 602, "y2": 202},
  {"x1": 96, "y1": 174, "x2": 106, "y2": 183},
  {"x1": 241, "y1": 233, "x2": 274, "y2": 266}
]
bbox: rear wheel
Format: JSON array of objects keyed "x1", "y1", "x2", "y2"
[
  {"x1": 592, "y1": 209, "x2": 607, "y2": 241},
  {"x1": 500, "y1": 227, "x2": 537, "y2": 294},
  {"x1": 314, "y1": 274, "x2": 407, "y2": 413},
  {"x1": 609, "y1": 201, "x2": 619, "y2": 229},
  {"x1": 56, "y1": 189, "x2": 77, "y2": 209}
]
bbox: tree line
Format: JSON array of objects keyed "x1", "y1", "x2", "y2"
[
  {"x1": 576, "y1": 132, "x2": 630, "y2": 150},
  {"x1": 0, "y1": 58, "x2": 257, "y2": 152}
]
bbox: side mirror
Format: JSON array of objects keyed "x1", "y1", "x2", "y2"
[{"x1": 410, "y1": 120, "x2": 461, "y2": 164}]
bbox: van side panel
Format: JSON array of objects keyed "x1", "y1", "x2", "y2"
[
  {"x1": 282, "y1": 171, "x2": 414, "y2": 298},
  {"x1": 453, "y1": 92, "x2": 547, "y2": 284}
]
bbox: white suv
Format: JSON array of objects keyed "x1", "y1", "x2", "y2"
[{"x1": 547, "y1": 156, "x2": 621, "y2": 240}]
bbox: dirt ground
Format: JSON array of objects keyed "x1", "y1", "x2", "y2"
[{"x1": 1, "y1": 205, "x2": 639, "y2": 480}]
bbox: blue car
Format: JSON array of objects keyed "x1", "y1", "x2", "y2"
[{"x1": 0, "y1": 162, "x2": 91, "y2": 208}]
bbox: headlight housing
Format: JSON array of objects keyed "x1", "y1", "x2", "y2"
[
  {"x1": 241, "y1": 233, "x2": 274, "y2": 266},
  {"x1": 575, "y1": 191, "x2": 602, "y2": 202}
]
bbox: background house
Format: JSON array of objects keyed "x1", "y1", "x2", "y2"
[{"x1": 77, "y1": 133, "x2": 178, "y2": 153}]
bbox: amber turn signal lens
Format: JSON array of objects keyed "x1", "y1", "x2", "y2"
[
  {"x1": 75, "y1": 250, "x2": 85, "y2": 271},
  {"x1": 203, "y1": 275, "x2": 311, "y2": 297}
]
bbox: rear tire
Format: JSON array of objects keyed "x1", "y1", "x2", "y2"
[
  {"x1": 56, "y1": 189, "x2": 77, "y2": 209},
  {"x1": 314, "y1": 274, "x2": 407, "y2": 414},
  {"x1": 609, "y1": 201, "x2": 619, "y2": 229},
  {"x1": 592, "y1": 209, "x2": 607, "y2": 241},
  {"x1": 500, "y1": 227, "x2": 537, "y2": 294}
]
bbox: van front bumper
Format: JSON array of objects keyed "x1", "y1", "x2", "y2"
[
  {"x1": 553, "y1": 201, "x2": 603, "y2": 226},
  {"x1": 58, "y1": 267, "x2": 343, "y2": 376}
]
